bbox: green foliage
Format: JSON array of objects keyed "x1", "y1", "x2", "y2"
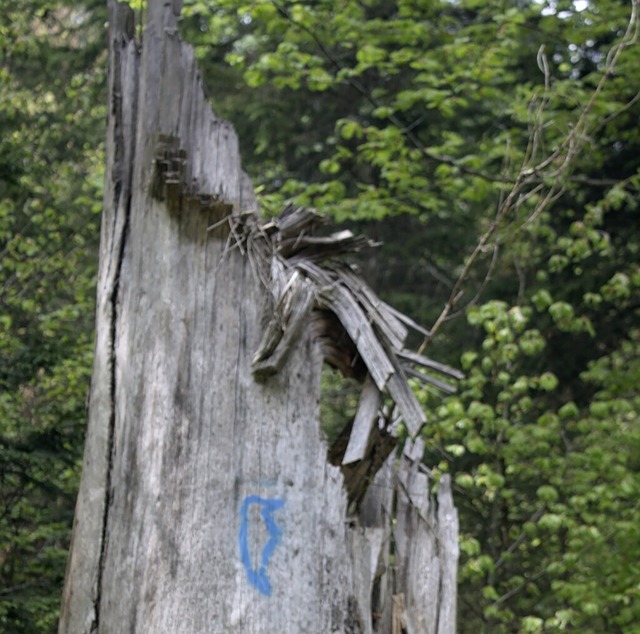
[
  {"x1": 420, "y1": 305, "x2": 640, "y2": 632},
  {"x1": 0, "y1": 1, "x2": 105, "y2": 631}
]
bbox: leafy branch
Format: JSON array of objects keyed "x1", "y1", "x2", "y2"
[
  {"x1": 423, "y1": 0, "x2": 639, "y2": 347},
  {"x1": 270, "y1": 0, "x2": 516, "y2": 185}
]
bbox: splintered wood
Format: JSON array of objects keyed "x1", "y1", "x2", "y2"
[
  {"x1": 246, "y1": 204, "x2": 460, "y2": 498},
  {"x1": 395, "y1": 438, "x2": 459, "y2": 634}
]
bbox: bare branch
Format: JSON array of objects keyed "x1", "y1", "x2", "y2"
[{"x1": 422, "y1": 0, "x2": 639, "y2": 346}]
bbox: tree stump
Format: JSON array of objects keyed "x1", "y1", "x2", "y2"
[{"x1": 59, "y1": 2, "x2": 459, "y2": 632}]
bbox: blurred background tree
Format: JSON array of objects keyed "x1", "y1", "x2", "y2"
[{"x1": 0, "y1": 1, "x2": 105, "y2": 630}]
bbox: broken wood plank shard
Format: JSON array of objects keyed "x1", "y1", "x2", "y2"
[
  {"x1": 252, "y1": 276, "x2": 315, "y2": 378},
  {"x1": 395, "y1": 438, "x2": 459, "y2": 634},
  {"x1": 342, "y1": 374, "x2": 383, "y2": 465}
]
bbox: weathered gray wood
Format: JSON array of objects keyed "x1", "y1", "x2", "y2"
[
  {"x1": 397, "y1": 349, "x2": 465, "y2": 380},
  {"x1": 60, "y1": 2, "x2": 459, "y2": 632},
  {"x1": 403, "y1": 364, "x2": 458, "y2": 394},
  {"x1": 60, "y1": 3, "x2": 375, "y2": 632},
  {"x1": 394, "y1": 439, "x2": 459, "y2": 634},
  {"x1": 386, "y1": 303, "x2": 433, "y2": 338},
  {"x1": 268, "y1": 202, "x2": 325, "y2": 237},
  {"x1": 281, "y1": 229, "x2": 372, "y2": 260},
  {"x1": 385, "y1": 362, "x2": 428, "y2": 436},
  {"x1": 251, "y1": 271, "x2": 315, "y2": 378},
  {"x1": 312, "y1": 270, "x2": 426, "y2": 435},
  {"x1": 339, "y1": 266, "x2": 408, "y2": 351},
  {"x1": 436, "y1": 475, "x2": 459, "y2": 634},
  {"x1": 58, "y1": 5, "x2": 138, "y2": 632},
  {"x1": 317, "y1": 277, "x2": 396, "y2": 391},
  {"x1": 342, "y1": 374, "x2": 383, "y2": 465},
  {"x1": 360, "y1": 457, "x2": 395, "y2": 633}
]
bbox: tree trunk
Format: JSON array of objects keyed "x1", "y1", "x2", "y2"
[{"x1": 59, "y1": 2, "x2": 458, "y2": 632}]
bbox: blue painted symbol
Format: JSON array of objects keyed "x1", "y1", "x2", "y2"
[{"x1": 239, "y1": 496, "x2": 285, "y2": 596}]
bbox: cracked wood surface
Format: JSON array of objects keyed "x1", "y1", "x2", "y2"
[
  {"x1": 59, "y1": 2, "x2": 459, "y2": 632},
  {"x1": 395, "y1": 439, "x2": 459, "y2": 634}
]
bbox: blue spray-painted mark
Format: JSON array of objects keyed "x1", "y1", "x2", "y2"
[{"x1": 239, "y1": 496, "x2": 285, "y2": 596}]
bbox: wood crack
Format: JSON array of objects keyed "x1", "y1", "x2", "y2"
[
  {"x1": 93, "y1": 188, "x2": 131, "y2": 632},
  {"x1": 91, "y1": 3, "x2": 138, "y2": 630}
]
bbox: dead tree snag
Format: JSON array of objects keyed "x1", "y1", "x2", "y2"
[{"x1": 59, "y1": 2, "x2": 459, "y2": 632}]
